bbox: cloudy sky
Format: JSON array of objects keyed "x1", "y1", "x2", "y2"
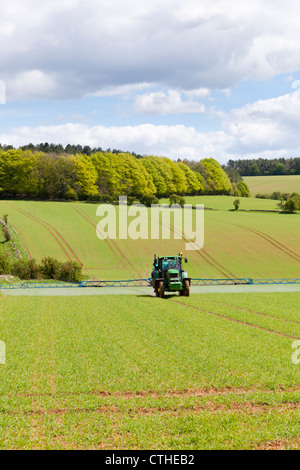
[{"x1": 1, "y1": 0, "x2": 300, "y2": 163}]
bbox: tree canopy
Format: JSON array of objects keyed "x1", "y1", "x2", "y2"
[
  {"x1": 0, "y1": 148, "x2": 248, "y2": 201},
  {"x1": 225, "y1": 157, "x2": 300, "y2": 176}
]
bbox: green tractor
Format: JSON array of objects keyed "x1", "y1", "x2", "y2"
[{"x1": 151, "y1": 253, "x2": 191, "y2": 298}]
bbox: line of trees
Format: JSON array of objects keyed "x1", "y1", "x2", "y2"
[
  {"x1": 0, "y1": 148, "x2": 249, "y2": 201},
  {"x1": 255, "y1": 191, "x2": 300, "y2": 213},
  {"x1": 225, "y1": 157, "x2": 300, "y2": 176},
  {"x1": 0, "y1": 142, "x2": 144, "y2": 158}
]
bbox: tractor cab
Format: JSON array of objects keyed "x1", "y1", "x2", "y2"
[{"x1": 161, "y1": 258, "x2": 180, "y2": 274}]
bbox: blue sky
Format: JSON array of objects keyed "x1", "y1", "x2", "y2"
[{"x1": 1, "y1": 0, "x2": 300, "y2": 164}]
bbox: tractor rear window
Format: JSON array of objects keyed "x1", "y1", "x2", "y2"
[{"x1": 161, "y1": 260, "x2": 180, "y2": 270}]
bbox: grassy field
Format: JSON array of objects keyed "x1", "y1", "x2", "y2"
[
  {"x1": 160, "y1": 195, "x2": 280, "y2": 210},
  {"x1": 0, "y1": 292, "x2": 299, "y2": 450},
  {"x1": 244, "y1": 175, "x2": 300, "y2": 196},
  {"x1": 0, "y1": 196, "x2": 299, "y2": 449},
  {"x1": 0, "y1": 199, "x2": 299, "y2": 280}
]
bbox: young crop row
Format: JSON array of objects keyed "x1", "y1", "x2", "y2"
[{"x1": 0, "y1": 292, "x2": 299, "y2": 449}]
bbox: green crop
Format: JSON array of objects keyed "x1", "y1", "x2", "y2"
[
  {"x1": 0, "y1": 199, "x2": 298, "y2": 281},
  {"x1": 0, "y1": 293, "x2": 299, "y2": 449}
]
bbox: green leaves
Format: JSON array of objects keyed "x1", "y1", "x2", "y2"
[
  {"x1": 0, "y1": 149, "x2": 247, "y2": 201},
  {"x1": 201, "y1": 158, "x2": 232, "y2": 195}
]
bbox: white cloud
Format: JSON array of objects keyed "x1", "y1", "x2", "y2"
[
  {"x1": 8, "y1": 70, "x2": 58, "y2": 101},
  {"x1": 2, "y1": 90, "x2": 300, "y2": 163},
  {"x1": 222, "y1": 89, "x2": 300, "y2": 153},
  {"x1": 184, "y1": 88, "x2": 211, "y2": 99},
  {"x1": 134, "y1": 90, "x2": 206, "y2": 115},
  {"x1": 87, "y1": 82, "x2": 155, "y2": 98},
  {"x1": 2, "y1": 0, "x2": 300, "y2": 100},
  {"x1": 2, "y1": 1, "x2": 300, "y2": 161},
  {"x1": 0, "y1": 22, "x2": 15, "y2": 37},
  {"x1": 0, "y1": 122, "x2": 228, "y2": 160}
]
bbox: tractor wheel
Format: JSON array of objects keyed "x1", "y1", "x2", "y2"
[
  {"x1": 158, "y1": 281, "x2": 164, "y2": 298},
  {"x1": 183, "y1": 279, "x2": 190, "y2": 297}
]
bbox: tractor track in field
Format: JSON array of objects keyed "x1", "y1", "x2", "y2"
[
  {"x1": 148, "y1": 211, "x2": 236, "y2": 279},
  {"x1": 167, "y1": 217, "x2": 236, "y2": 279},
  {"x1": 235, "y1": 223, "x2": 300, "y2": 263},
  {"x1": 168, "y1": 300, "x2": 300, "y2": 340},
  {"x1": 180, "y1": 235, "x2": 236, "y2": 279},
  {"x1": 2, "y1": 401, "x2": 300, "y2": 417},
  {"x1": 256, "y1": 436, "x2": 300, "y2": 450},
  {"x1": 6, "y1": 202, "x2": 82, "y2": 265},
  {"x1": 9, "y1": 384, "x2": 300, "y2": 399},
  {"x1": 201, "y1": 248, "x2": 236, "y2": 278},
  {"x1": 202, "y1": 299, "x2": 300, "y2": 326},
  {"x1": 48, "y1": 301, "x2": 56, "y2": 397},
  {"x1": 75, "y1": 208, "x2": 121, "y2": 269},
  {"x1": 75, "y1": 208, "x2": 136, "y2": 278}
]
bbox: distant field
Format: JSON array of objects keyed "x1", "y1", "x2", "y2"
[
  {"x1": 0, "y1": 199, "x2": 299, "y2": 280},
  {"x1": 0, "y1": 292, "x2": 299, "y2": 450},
  {"x1": 160, "y1": 195, "x2": 279, "y2": 211},
  {"x1": 244, "y1": 175, "x2": 300, "y2": 196}
]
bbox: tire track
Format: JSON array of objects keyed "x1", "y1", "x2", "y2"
[
  {"x1": 75, "y1": 208, "x2": 122, "y2": 270},
  {"x1": 75, "y1": 208, "x2": 136, "y2": 277},
  {"x1": 169, "y1": 220, "x2": 236, "y2": 279},
  {"x1": 235, "y1": 223, "x2": 300, "y2": 263},
  {"x1": 2, "y1": 401, "x2": 300, "y2": 417},
  {"x1": 48, "y1": 299, "x2": 56, "y2": 396},
  {"x1": 6, "y1": 202, "x2": 82, "y2": 264},
  {"x1": 201, "y1": 248, "x2": 236, "y2": 278},
  {"x1": 253, "y1": 228, "x2": 300, "y2": 260},
  {"x1": 169, "y1": 299, "x2": 300, "y2": 340},
  {"x1": 203, "y1": 298, "x2": 300, "y2": 326},
  {"x1": 11, "y1": 384, "x2": 300, "y2": 399},
  {"x1": 30, "y1": 298, "x2": 47, "y2": 445},
  {"x1": 256, "y1": 436, "x2": 300, "y2": 450},
  {"x1": 145, "y1": 210, "x2": 235, "y2": 279}
]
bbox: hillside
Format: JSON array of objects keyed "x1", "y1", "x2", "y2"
[
  {"x1": 243, "y1": 175, "x2": 300, "y2": 196},
  {"x1": 0, "y1": 198, "x2": 299, "y2": 281}
]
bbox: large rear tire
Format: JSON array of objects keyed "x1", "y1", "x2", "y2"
[
  {"x1": 183, "y1": 279, "x2": 190, "y2": 297},
  {"x1": 159, "y1": 280, "x2": 164, "y2": 298}
]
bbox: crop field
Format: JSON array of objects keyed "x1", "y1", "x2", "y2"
[
  {"x1": 244, "y1": 175, "x2": 300, "y2": 196},
  {"x1": 0, "y1": 199, "x2": 299, "y2": 280},
  {"x1": 0, "y1": 292, "x2": 299, "y2": 450},
  {"x1": 160, "y1": 194, "x2": 280, "y2": 211},
  {"x1": 0, "y1": 196, "x2": 299, "y2": 450}
]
